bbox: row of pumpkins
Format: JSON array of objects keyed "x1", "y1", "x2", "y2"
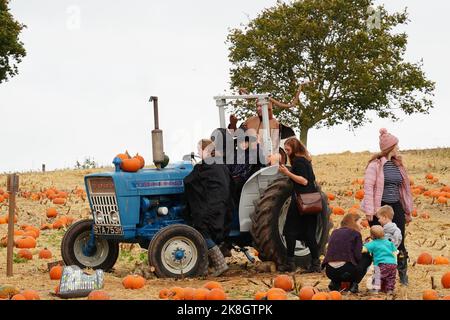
[{"x1": 115, "y1": 151, "x2": 145, "y2": 173}]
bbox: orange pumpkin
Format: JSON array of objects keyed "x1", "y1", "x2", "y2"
[
  {"x1": 203, "y1": 281, "x2": 223, "y2": 291},
  {"x1": 0, "y1": 216, "x2": 6, "y2": 224},
  {"x1": 120, "y1": 158, "x2": 142, "y2": 173},
  {"x1": 417, "y1": 253, "x2": 433, "y2": 265},
  {"x1": 15, "y1": 236, "x2": 36, "y2": 249},
  {"x1": 312, "y1": 292, "x2": 331, "y2": 300},
  {"x1": 169, "y1": 287, "x2": 185, "y2": 300},
  {"x1": 88, "y1": 290, "x2": 110, "y2": 300},
  {"x1": 273, "y1": 275, "x2": 294, "y2": 292},
  {"x1": 11, "y1": 294, "x2": 26, "y2": 300},
  {"x1": 425, "y1": 173, "x2": 434, "y2": 180},
  {"x1": 46, "y1": 208, "x2": 58, "y2": 218},
  {"x1": 39, "y1": 248, "x2": 52, "y2": 259},
  {"x1": 355, "y1": 190, "x2": 365, "y2": 200},
  {"x1": 443, "y1": 295, "x2": 450, "y2": 300},
  {"x1": 53, "y1": 198, "x2": 66, "y2": 205},
  {"x1": 344, "y1": 191, "x2": 353, "y2": 197},
  {"x1": 412, "y1": 209, "x2": 418, "y2": 217},
  {"x1": 134, "y1": 154, "x2": 145, "y2": 169},
  {"x1": 327, "y1": 193, "x2": 336, "y2": 201},
  {"x1": 14, "y1": 230, "x2": 25, "y2": 236},
  {"x1": 333, "y1": 207, "x2": 345, "y2": 216},
  {"x1": 193, "y1": 288, "x2": 210, "y2": 300},
  {"x1": 299, "y1": 286, "x2": 319, "y2": 300},
  {"x1": 433, "y1": 256, "x2": 449, "y2": 265},
  {"x1": 442, "y1": 272, "x2": 450, "y2": 289},
  {"x1": 116, "y1": 151, "x2": 131, "y2": 161},
  {"x1": 437, "y1": 196, "x2": 447, "y2": 204},
  {"x1": 122, "y1": 275, "x2": 145, "y2": 290},
  {"x1": 266, "y1": 288, "x2": 287, "y2": 300},
  {"x1": 159, "y1": 288, "x2": 170, "y2": 299},
  {"x1": 24, "y1": 226, "x2": 40, "y2": 238},
  {"x1": 22, "y1": 290, "x2": 40, "y2": 300},
  {"x1": 17, "y1": 249, "x2": 33, "y2": 260},
  {"x1": 49, "y1": 265, "x2": 63, "y2": 280},
  {"x1": 254, "y1": 291, "x2": 267, "y2": 300},
  {"x1": 423, "y1": 289, "x2": 439, "y2": 300},
  {"x1": 183, "y1": 287, "x2": 195, "y2": 300},
  {"x1": 206, "y1": 288, "x2": 227, "y2": 300},
  {"x1": 329, "y1": 291, "x2": 342, "y2": 300},
  {"x1": 40, "y1": 223, "x2": 53, "y2": 230}
]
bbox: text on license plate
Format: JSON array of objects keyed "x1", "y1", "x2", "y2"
[{"x1": 93, "y1": 225, "x2": 123, "y2": 235}]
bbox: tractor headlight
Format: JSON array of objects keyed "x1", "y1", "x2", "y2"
[
  {"x1": 96, "y1": 211, "x2": 104, "y2": 223},
  {"x1": 110, "y1": 211, "x2": 119, "y2": 223},
  {"x1": 157, "y1": 207, "x2": 169, "y2": 216}
]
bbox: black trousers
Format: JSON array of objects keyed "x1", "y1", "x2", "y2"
[
  {"x1": 325, "y1": 253, "x2": 373, "y2": 284},
  {"x1": 369, "y1": 201, "x2": 406, "y2": 252}
]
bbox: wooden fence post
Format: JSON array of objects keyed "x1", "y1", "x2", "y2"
[{"x1": 6, "y1": 174, "x2": 19, "y2": 277}]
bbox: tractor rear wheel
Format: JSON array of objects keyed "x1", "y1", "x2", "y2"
[
  {"x1": 61, "y1": 219, "x2": 119, "y2": 271},
  {"x1": 251, "y1": 177, "x2": 332, "y2": 268},
  {"x1": 148, "y1": 224, "x2": 208, "y2": 278}
]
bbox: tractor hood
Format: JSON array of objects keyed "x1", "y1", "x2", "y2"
[{"x1": 84, "y1": 161, "x2": 194, "y2": 197}]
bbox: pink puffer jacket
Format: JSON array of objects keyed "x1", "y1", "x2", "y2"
[{"x1": 361, "y1": 157, "x2": 413, "y2": 218}]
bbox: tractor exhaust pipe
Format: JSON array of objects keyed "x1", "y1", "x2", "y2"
[{"x1": 150, "y1": 96, "x2": 165, "y2": 169}]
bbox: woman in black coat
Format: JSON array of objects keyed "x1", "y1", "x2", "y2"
[{"x1": 278, "y1": 137, "x2": 320, "y2": 273}]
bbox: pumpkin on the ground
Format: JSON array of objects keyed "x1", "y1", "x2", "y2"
[
  {"x1": 299, "y1": 286, "x2": 319, "y2": 300},
  {"x1": 442, "y1": 272, "x2": 450, "y2": 289},
  {"x1": 433, "y1": 256, "x2": 449, "y2": 265},
  {"x1": 88, "y1": 290, "x2": 110, "y2": 300},
  {"x1": 423, "y1": 289, "x2": 439, "y2": 300},
  {"x1": 206, "y1": 288, "x2": 227, "y2": 300},
  {"x1": 273, "y1": 275, "x2": 294, "y2": 292},
  {"x1": 17, "y1": 249, "x2": 33, "y2": 260},
  {"x1": 193, "y1": 288, "x2": 210, "y2": 300},
  {"x1": 417, "y1": 252, "x2": 433, "y2": 265},
  {"x1": 266, "y1": 288, "x2": 287, "y2": 300},
  {"x1": 122, "y1": 275, "x2": 145, "y2": 290},
  {"x1": 39, "y1": 248, "x2": 52, "y2": 259},
  {"x1": 203, "y1": 281, "x2": 223, "y2": 291},
  {"x1": 46, "y1": 208, "x2": 58, "y2": 218},
  {"x1": 49, "y1": 265, "x2": 63, "y2": 280},
  {"x1": 15, "y1": 236, "x2": 36, "y2": 249},
  {"x1": 22, "y1": 290, "x2": 40, "y2": 300}
]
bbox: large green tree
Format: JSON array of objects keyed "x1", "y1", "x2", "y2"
[
  {"x1": 227, "y1": 0, "x2": 435, "y2": 146},
  {"x1": 0, "y1": 0, "x2": 26, "y2": 84}
]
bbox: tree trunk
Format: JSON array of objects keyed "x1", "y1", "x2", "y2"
[{"x1": 299, "y1": 126, "x2": 309, "y2": 147}]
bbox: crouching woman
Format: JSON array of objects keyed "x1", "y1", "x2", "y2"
[
  {"x1": 183, "y1": 139, "x2": 234, "y2": 276},
  {"x1": 322, "y1": 214, "x2": 372, "y2": 293}
]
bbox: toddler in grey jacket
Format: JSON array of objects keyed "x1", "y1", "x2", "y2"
[{"x1": 376, "y1": 205, "x2": 402, "y2": 248}]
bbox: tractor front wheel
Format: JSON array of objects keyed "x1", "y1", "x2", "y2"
[
  {"x1": 61, "y1": 219, "x2": 119, "y2": 271},
  {"x1": 148, "y1": 224, "x2": 208, "y2": 278}
]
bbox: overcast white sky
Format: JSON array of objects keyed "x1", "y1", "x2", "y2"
[{"x1": 0, "y1": 0, "x2": 449, "y2": 172}]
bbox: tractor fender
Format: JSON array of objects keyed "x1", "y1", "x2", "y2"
[{"x1": 238, "y1": 165, "x2": 283, "y2": 232}]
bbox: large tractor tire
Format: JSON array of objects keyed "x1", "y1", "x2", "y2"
[
  {"x1": 148, "y1": 224, "x2": 208, "y2": 279},
  {"x1": 61, "y1": 219, "x2": 119, "y2": 271},
  {"x1": 251, "y1": 177, "x2": 332, "y2": 268}
]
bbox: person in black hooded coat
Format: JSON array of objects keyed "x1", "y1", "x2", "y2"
[{"x1": 183, "y1": 138, "x2": 233, "y2": 276}]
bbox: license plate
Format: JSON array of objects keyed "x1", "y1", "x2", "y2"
[{"x1": 93, "y1": 225, "x2": 123, "y2": 236}]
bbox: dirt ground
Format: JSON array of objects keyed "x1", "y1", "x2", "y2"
[{"x1": 0, "y1": 149, "x2": 449, "y2": 300}]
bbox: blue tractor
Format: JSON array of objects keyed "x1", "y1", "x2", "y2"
[{"x1": 61, "y1": 95, "x2": 332, "y2": 278}]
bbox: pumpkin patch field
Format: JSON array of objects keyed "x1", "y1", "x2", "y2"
[{"x1": 0, "y1": 148, "x2": 449, "y2": 300}]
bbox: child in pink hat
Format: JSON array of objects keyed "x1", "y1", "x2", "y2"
[{"x1": 361, "y1": 128, "x2": 413, "y2": 287}]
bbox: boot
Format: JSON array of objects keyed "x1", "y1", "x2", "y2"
[
  {"x1": 300, "y1": 258, "x2": 322, "y2": 274},
  {"x1": 397, "y1": 250, "x2": 409, "y2": 286},
  {"x1": 277, "y1": 257, "x2": 296, "y2": 272},
  {"x1": 219, "y1": 242, "x2": 232, "y2": 258},
  {"x1": 349, "y1": 282, "x2": 359, "y2": 294},
  {"x1": 328, "y1": 281, "x2": 340, "y2": 291},
  {"x1": 208, "y1": 246, "x2": 229, "y2": 277}
]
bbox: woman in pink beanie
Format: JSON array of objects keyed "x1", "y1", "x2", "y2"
[{"x1": 361, "y1": 128, "x2": 413, "y2": 286}]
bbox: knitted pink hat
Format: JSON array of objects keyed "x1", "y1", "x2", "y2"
[{"x1": 379, "y1": 128, "x2": 399, "y2": 152}]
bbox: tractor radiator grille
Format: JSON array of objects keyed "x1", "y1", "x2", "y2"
[{"x1": 90, "y1": 194, "x2": 122, "y2": 226}]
